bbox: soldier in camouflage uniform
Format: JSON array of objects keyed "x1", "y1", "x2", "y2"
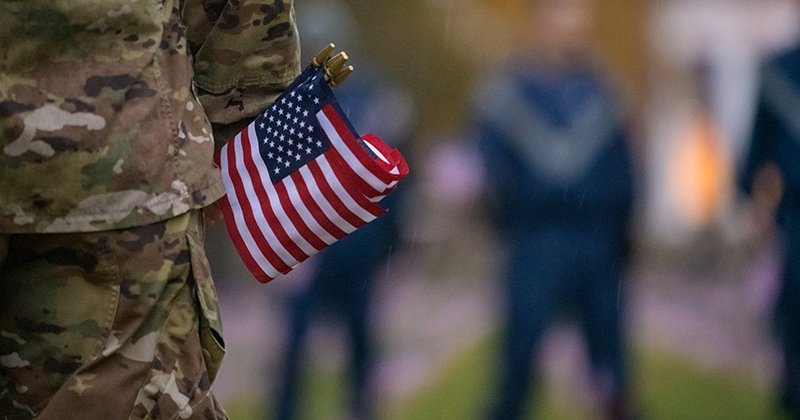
[{"x1": 0, "y1": 0, "x2": 300, "y2": 418}]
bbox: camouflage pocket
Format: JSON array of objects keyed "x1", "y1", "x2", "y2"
[{"x1": 186, "y1": 213, "x2": 225, "y2": 383}]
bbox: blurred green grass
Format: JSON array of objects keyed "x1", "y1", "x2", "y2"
[{"x1": 224, "y1": 334, "x2": 791, "y2": 420}]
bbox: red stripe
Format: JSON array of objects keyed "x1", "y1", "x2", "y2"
[
  {"x1": 325, "y1": 149, "x2": 386, "y2": 218},
  {"x1": 325, "y1": 146, "x2": 381, "y2": 199},
  {"x1": 226, "y1": 136, "x2": 293, "y2": 274},
  {"x1": 290, "y1": 171, "x2": 347, "y2": 240},
  {"x1": 239, "y1": 129, "x2": 308, "y2": 264},
  {"x1": 322, "y1": 105, "x2": 399, "y2": 185},
  {"x1": 217, "y1": 192, "x2": 273, "y2": 283},
  {"x1": 306, "y1": 159, "x2": 366, "y2": 229},
  {"x1": 274, "y1": 179, "x2": 327, "y2": 251},
  {"x1": 362, "y1": 133, "x2": 409, "y2": 178}
]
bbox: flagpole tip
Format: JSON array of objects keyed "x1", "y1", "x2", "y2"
[
  {"x1": 330, "y1": 65, "x2": 354, "y2": 87},
  {"x1": 325, "y1": 52, "x2": 349, "y2": 79},
  {"x1": 313, "y1": 43, "x2": 336, "y2": 67}
]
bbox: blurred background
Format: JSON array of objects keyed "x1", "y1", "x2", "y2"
[{"x1": 205, "y1": 0, "x2": 800, "y2": 418}]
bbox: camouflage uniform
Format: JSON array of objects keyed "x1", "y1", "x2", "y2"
[{"x1": 0, "y1": 0, "x2": 300, "y2": 418}]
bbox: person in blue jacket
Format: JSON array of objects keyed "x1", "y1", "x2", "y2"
[
  {"x1": 740, "y1": 45, "x2": 800, "y2": 419},
  {"x1": 478, "y1": 1, "x2": 636, "y2": 418}
]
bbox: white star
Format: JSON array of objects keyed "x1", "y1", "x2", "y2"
[
  {"x1": 288, "y1": 139, "x2": 294, "y2": 145},
  {"x1": 293, "y1": 117, "x2": 299, "y2": 124},
  {"x1": 306, "y1": 147, "x2": 312, "y2": 154},
  {"x1": 274, "y1": 167, "x2": 280, "y2": 174},
  {"x1": 281, "y1": 97, "x2": 287, "y2": 104},
  {"x1": 289, "y1": 128, "x2": 296, "y2": 135},
  {"x1": 303, "y1": 110, "x2": 309, "y2": 117},
  {"x1": 283, "y1": 123, "x2": 289, "y2": 130},
  {"x1": 259, "y1": 122, "x2": 265, "y2": 129},
  {"x1": 286, "y1": 101, "x2": 293, "y2": 108},
  {"x1": 290, "y1": 91, "x2": 296, "y2": 97},
  {"x1": 278, "y1": 145, "x2": 284, "y2": 152},
  {"x1": 313, "y1": 97, "x2": 320, "y2": 104},
  {"x1": 297, "y1": 94, "x2": 303, "y2": 101},
  {"x1": 300, "y1": 122, "x2": 306, "y2": 128},
  {"x1": 298, "y1": 134, "x2": 305, "y2": 141},
  {"x1": 307, "y1": 126, "x2": 314, "y2": 132},
  {"x1": 285, "y1": 161, "x2": 291, "y2": 167},
  {"x1": 269, "y1": 115, "x2": 275, "y2": 122},
  {"x1": 287, "y1": 150, "x2": 293, "y2": 157},
  {"x1": 262, "y1": 138, "x2": 269, "y2": 145},
  {"x1": 267, "y1": 127, "x2": 273, "y2": 134},
  {"x1": 316, "y1": 141, "x2": 322, "y2": 147},
  {"x1": 277, "y1": 156, "x2": 283, "y2": 163},
  {"x1": 280, "y1": 135, "x2": 285, "y2": 141},
  {"x1": 295, "y1": 154, "x2": 302, "y2": 161},
  {"x1": 278, "y1": 108, "x2": 284, "y2": 115},
  {"x1": 268, "y1": 152, "x2": 274, "y2": 159},
  {"x1": 295, "y1": 106, "x2": 301, "y2": 113},
  {"x1": 269, "y1": 141, "x2": 275, "y2": 148}
]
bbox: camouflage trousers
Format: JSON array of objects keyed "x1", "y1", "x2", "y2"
[{"x1": 0, "y1": 210, "x2": 228, "y2": 420}]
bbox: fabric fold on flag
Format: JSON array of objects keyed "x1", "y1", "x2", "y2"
[{"x1": 214, "y1": 64, "x2": 409, "y2": 283}]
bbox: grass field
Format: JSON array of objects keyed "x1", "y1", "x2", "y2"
[{"x1": 224, "y1": 334, "x2": 792, "y2": 420}]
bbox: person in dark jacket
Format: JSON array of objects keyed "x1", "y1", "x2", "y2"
[
  {"x1": 740, "y1": 44, "x2": 800, "y2": 419},
  {"x1": 478, "y1": 1, "x2": 636, "y2": 418}
]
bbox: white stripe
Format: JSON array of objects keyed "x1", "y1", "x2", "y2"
[
  {"x1": 283, "y1": 175, "x2": 338, "y2": 245},
  {"x1": 317, "y1": 155, "x2": 377, "y2": 223},
  {"x1": 317, "y1": 110, "x2": 390, "y2": 194},
  {"x1": 233, "y1": 130, "x2": 298, "y2": 266},
  {"x1": 246, "y1": 124, "x2": 317, "y2": 257},
  {"x1": 219, "y1": 140, "x2": 281, "y2": 279},
  {"x1": 298, "y1": 165, "x2": 357, "y2": 234},
  {"x1": 363, "y1": 139, "x2": 390, "y2": 164}
]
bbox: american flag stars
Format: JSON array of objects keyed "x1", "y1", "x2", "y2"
[{"x1": 253, "y1": 89, "x2": 331, "y2": 183}]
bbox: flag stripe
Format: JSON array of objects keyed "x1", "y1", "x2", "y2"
[
  {"x1": 273, "y1": 179, "x2": 328, "y2": 250},
  {"x1": 323, "y1": 151, "x2": 386, "y2": 218},
  {"x1": 220, "y1": 140, "x2": 286, "y2": 278},
  {"x1": 216, "y1": 192, "x2": 273, "y2": 283},
  {"x1": 317, "y1": 155, "x2": 381, "y2": 223},
  {"x1": 324, "y1": 148, "x2": 391, "y2": 214},
  {"x1": 292, "y1": 169, "x2": 350, "y2": 239},
  {"x1": 243, "y1": 125, "x2": 317, "y2": 259},
  {"x1": 306, "y1": 159, "x2": 366, "y2": 229},
  {"x1": 317, "y1": 107, "x2": 393, "y2": 194},
  {"x1": 233, "y1": 131, "x2": 302, "y2": 267},
  {"x1": 282, "y1": 174, "x2": 339, "y2": 245}
]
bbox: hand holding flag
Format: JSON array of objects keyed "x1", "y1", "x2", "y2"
[{"x1": 215, "y1": 46, "x2": 409, "y2": 283}]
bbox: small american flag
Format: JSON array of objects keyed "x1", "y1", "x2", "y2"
[{"x1": 215, "y1": 64, "x2": 408, "y2": 283}]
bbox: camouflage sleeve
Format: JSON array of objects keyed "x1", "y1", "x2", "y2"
[{"x1": 183, "y1": 0, "x2": 301, "y2": 144}]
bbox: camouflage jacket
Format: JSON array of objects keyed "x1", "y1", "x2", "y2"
[{"x1": 0, "y1": 0, "x2": 300, "y2": 233}]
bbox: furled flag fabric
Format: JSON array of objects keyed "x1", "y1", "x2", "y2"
[{"x1": 215, "y1": 64, "x2": 409, "y2": 283}]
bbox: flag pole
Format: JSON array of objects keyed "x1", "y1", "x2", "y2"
[{"x1": 312, "y1": 44, "x2": 354, "y2": 87}]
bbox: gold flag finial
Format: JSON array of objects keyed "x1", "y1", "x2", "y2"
[
  {"x1": 313, "y1": 43, "x2": 336, "y2": 67},
  {"x1": 324, "y1": 52, "x2": 349, "y2": 79},
  {"x1": 330, "y1": 65, "x2": 354, "y2": 87}
]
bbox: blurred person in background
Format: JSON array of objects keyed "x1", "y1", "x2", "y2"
[
  {"x1": 476, "y1": 0, "x2": 637, "y2": 418},
  {"x1": 740, "y1": 43, "x2": 800, "y2": 419},
  {"x1": 271, "y1": 1, "x2": 415, "y2": 419}
]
